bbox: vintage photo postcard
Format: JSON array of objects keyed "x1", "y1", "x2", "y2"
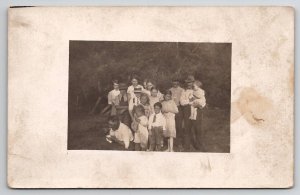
[{"x1": 8, "y1": 6, "x2": 294, "y2": 188}]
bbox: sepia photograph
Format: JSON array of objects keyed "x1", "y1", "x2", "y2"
[
  {"x1": 68, "y1": 41, "x2": 231, "y2": 152},
  {"x1": 7, "y1": 6, "x2": 294, "y2": 188}
]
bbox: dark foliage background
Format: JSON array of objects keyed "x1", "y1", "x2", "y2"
[{"x1": 69, "y1": 41, "x2": 231, "y2": 112}]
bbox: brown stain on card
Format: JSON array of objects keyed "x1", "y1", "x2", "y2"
[
  {"x1": 10, "y1": 18, "x2": 31, "y2": 28},
  {"x1": 231, "y1": 88, "x2": 273, "y2": 126}
]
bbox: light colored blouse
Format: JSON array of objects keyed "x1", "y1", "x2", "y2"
[
  {"x1": 162, "y1": 100, "x2": 179, "y2": 114},
  {"x1": 108, "y1": 89, "x2": 120, "y2": 105}
]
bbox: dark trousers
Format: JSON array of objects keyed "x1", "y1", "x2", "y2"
[
  {"x1": 149, "y1": 127, "x2": 163, "y2": 151},
  {"x1": 175, "y1": 105, "x2": 184, "y2": 145},
  {"x1": 182, "y1": 105, "x2": 205, "y2": 151}
]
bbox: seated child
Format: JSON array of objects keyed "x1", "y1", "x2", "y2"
[
  {"x1": 148, "y1": 102, "x2": 166, "y2": 151},
  {"x1": 189, "y1": 80, "x2": 206, "y2": 120}
]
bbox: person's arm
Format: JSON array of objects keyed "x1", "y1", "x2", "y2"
[
  {"x1": 110, "y1": 136, "x2": 126, "y2": 147},
  {"x1": 162, "y1": 115, "x2": 167, "y2": 131},
  {"x1": 108, "y1": 91, "x2": 112, "y2": 105},
  {"x1": 173, "y1": 101, "x2": 179, "y2": 114},
  {"x1": 128, "y1": 99, "x2": 134, "y2": 119},
  {"x1": 148, "y1": 115, "x2": 153, "y2": 129}
]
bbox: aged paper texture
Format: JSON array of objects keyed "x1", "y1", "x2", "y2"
[{"x1": 8, "y1": 7, "x2": 294, "y2": 188}]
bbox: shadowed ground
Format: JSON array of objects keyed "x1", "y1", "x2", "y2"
[{"x1": 68, "y1": 108, "x2": 230, "y2": 153}]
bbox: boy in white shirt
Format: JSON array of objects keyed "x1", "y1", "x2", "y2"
[
  {"x1": 148, "y1": 102, "x2": 166, "y2": 151},
  {"x1": 107, "y1": 81, "x2": 120, "y2": 116}
]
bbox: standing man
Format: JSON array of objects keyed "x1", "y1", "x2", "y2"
[
  {"x1": 180, "y1": 75, "x2": 195, "y2": 151},
  {"x1": 114, "y1": 83, "x2": 131, "y2": 127},
  {"x1": 107, "y1": 80, "x2": 120, "y2": 116},
  {"x1": 169, "y1": 78, "x2": 184, "y2": 151}
]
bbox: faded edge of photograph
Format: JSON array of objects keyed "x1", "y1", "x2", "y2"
[{"x1": 68, "y1": 41, "x2": 231, "y2": 153}]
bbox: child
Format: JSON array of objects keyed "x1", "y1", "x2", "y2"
[
  {"x1": 131, "y1": 105, "x2": 149, "y2": 151},
  {"x1": 148, "y1": 102, "x2": 166, "y2": 151},
  {"x1": 107, "y1": 80, "x2": 120, "y2": 116},
  {"x1": 189, "y1": 80, "x2": 206, "y2": 120},
  {"x1": 162, "y1": 90, "x2": 179, "y2": 152}
]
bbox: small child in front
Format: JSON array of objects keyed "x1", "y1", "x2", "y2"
[
  {"x1": 189, "y1": 80, "x2": 206, "y2": 120},
  {"x1": 148, "y1": 102, "x2": 166, "y2": 151},
  {"x1": 132, "y1": 105, "x2": 149, "y2": 151}
]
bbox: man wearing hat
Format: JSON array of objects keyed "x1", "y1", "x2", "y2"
[
  {"x1": 180, "y1": 75, "x2": 196, "y2": 151},
  {"x1": 114, "y1": 83, "x2": 131, "y2": 127}
]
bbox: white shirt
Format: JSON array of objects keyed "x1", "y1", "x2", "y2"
[
  {"x1": 180, "y1": 89, "x2": 194, "y2": 106},
  {"x1": 148, "y1": 112, "x2": 166, "y2": 130},
  {"x1": 109, "y1": 123, "x2": 133, "y2": 149},
  {"x1": 107, "y1": 89, "x2": 120, "y2": 105}
]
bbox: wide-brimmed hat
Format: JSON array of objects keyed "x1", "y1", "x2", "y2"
[
  {"x1": 185, "y1": 75, "x2": 195, "y2": 83},
  {"x1": 134, "y1": 87, "x2": 143, "y2": 93},
  {"x1": 118, "y1": 83, "x2": 128, "y2": 90}
]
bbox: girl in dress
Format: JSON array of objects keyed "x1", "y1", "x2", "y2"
[
  {"x1": 131, "y1": 105, "x2": 149, "y2": 151},
  {"x1": 162, "y1": 90, "x2": 179, "y2": 152}
]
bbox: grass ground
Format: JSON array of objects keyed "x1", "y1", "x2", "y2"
[{"x1": 68, "y1": 108, "x2": 230, "y2": 153}]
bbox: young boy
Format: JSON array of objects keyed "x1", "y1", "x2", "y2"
[
  {"x1": 107, "y1": 80, "x2": 120, "y2": 116},
  {"x1": 189, "y1": 80, "x2": 206, "y2": 120},
  {"x1": 148, "y1": 102, "x2": 166, "y2": 151}
]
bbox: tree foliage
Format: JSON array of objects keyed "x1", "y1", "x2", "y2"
[{"x1": 69, "y1": 41, "x2": 231, "y2": 110}]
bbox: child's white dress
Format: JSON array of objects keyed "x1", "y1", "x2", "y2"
[
  {"x1": 134, "y1": 115, "x2": 149, "y2": 148},
  {"x1": 162, "y1": 100, "x2": 178, "y2": 138}
]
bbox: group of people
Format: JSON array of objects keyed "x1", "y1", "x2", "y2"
[{"x1": 105, "y1": 75, "x2": 206, "y2": 152}]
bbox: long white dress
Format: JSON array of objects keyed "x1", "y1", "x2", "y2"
[{"x1": 162, "y1": 100, "x2": 178, "y2": 138}]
